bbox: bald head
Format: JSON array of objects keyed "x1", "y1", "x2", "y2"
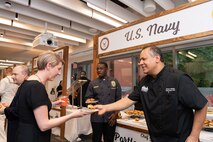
[{"x1": 12, "y1": 65, "x2": 29, "y2": 85}]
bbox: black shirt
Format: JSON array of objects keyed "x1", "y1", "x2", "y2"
[
  {"x1": 128, "y1": 66, "x2": 207, "y2": 142},
  {"x1": 16, "y1": 80, "x2": 52, "y2": 142},
  {"x1": 4, "y1": 84, "x2": 23, "y2": 142}
]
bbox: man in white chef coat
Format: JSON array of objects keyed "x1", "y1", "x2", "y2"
[{"x1": 0, "y1": 67, "x2": 18, "y2": 142}]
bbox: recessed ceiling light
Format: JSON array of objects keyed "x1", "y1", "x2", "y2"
[
  {"x1": 5, "y1": 2, "x2": 11, "y2": 8},
  {"x1": 89, "y1": 28, "x2": 98, "y2": 34}
]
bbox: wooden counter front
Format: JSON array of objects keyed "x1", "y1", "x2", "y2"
[{"x1": 117, "y1": 118, "x2": 148, "y2": 133}]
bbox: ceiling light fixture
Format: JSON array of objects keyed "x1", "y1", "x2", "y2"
[
  {"x1": 92, "y1": 10, "x2": 122, "y2": 27},
  {"x1": 61, "y1": 26, "x2": 64, "y2": 32},
  {"x1": 15, "y1": 13, "x2": 19, "y2": 20},
  {"x1": 11, "y1": 20, "x2": 13, "y2": 26},
  {"x1": 0, "y1": 65, "x2": 9, "y2": 69},
  {"x1": 0, "y1": 60, "x2": 24, "y2": 64},
  {"x1": 4, "y1": 2, "x2": 11, "y2": 8},
  {"x1": 49, "y1": 31, "x2": 86, "y2": 43},
  {"x1": 144, "y1": 0, "x2": 156, "y2": 13},
  {"x1": 0, "y1": 63, "x2": 14, "y2": 66},
  {"x1": 188, "y1": 0, "x2": 197, "y2": 2},
  {"x1": 185, "y1": 54, "x2": 195, "y2": 60},
  {"x1": 179, "y1": 51, "x2": 195, "y2": 60},
  {"x1": 87, "y1": 2, "x2": 128, "y2": 24},
  {"x1": 0, "y1": 17, "x2": 11, "y2": 25},
  {"x1": 187, "y1": 51, "x2": 197, "y2": 57}
]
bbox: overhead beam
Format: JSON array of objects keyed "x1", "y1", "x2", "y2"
[
  {"x1": 0, "y1": 23, "x2": 39, "y2": 36},
  {"x1": 118, "y1": 0, "x2": 155, "y2": 17},
  {"x1": 153, "y1": 0, "x2": 175, "y2": 10},
  {"x1": 0, "y1": 0, "x2": 112, "y2": 33},
  {"x1": 62, "y1": 0, "x2": 140, "y2": 22}
]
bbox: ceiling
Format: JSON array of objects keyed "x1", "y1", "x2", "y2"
[{"x1": 0, "y1": 0, "x2": 192, "y2": 67}]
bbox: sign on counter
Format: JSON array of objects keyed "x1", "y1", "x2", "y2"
[{"x1": 114, "y1": 126, "x2": 150, "y2": 142}]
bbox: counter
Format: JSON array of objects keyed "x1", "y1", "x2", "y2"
[
  {"x1": 115, "y1": 118, "x2": 150, "y2": 142},
  {"x1": 115, "y1": 111, "x2": 213, "y2": 142}
]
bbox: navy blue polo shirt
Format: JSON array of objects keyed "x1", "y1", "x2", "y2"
[
  {"x1": 129, "y1": 66, "x2": 207, "y2": 142},
  {"x1": 85, "y1": 76, "x2": 122, "y2": 122}
]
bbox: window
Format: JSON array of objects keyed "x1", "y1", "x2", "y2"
[
  {"x1": 106, "y1": 57, "x2": 133, "y2": 96},
  {"x1": 177, "y1": 45, "x2": 213, "y2": 104},
  {"x1": 177, "y1": 46, "x2": 213, "y2": 87}
]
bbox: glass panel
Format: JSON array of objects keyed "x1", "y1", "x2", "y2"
[
  {"x1": 108, "y1": 58, "x2": 133, "y2": 97},
  {"x1": 163, "y1": 51, "x2": 173, "y2": 68},
  {"x1": 177, "y1": 45, "x2": 213, "y2": 106}
]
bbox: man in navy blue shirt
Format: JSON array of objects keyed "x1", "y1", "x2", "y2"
[{"x1": 85, "y1": 62, "x2": 122, "y2": 142}]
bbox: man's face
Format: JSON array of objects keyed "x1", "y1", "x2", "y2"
[
  {"x1": 12, "y1": 67, "x2": 27, "y2": 85},
  {"x1": 138, "y1": 48, "x2": 160, "y2": 75},
  {"x1": 96, "y1": 64, "x2": 108, "y2": 78}
]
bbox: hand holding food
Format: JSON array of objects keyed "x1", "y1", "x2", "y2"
[
  {"x1": 0, "y1": 103, "x2": 6, "y2": 114},
  {"x1": 87, "y1": 104, "x2": 95, "y2": 109},
  {"x1": 203, "y1": 119, "x2": 213, "y2": 127},
  {"x1": 86, "y1": 98, "x2": 98, "y2": 104},
  {"x1": 58, "y1": 96, "x2": 69, "y2": 107}
]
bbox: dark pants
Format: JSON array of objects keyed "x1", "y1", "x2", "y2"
[
  {"x1": 7, "y1": 120, "x2": 18, "y2": 142},
  {"x1": 91, "y1": 122, "x2": 116, "y2": 142}
]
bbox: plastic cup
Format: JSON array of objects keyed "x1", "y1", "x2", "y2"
[{"x1": 60, "y1": 96, "x2": 69, "y2": 107}]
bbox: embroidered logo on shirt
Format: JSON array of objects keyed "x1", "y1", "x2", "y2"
[
  {"x1": 165, "y1": 88, "x2": 175, "y2": 94},
  {"x1": 111, "y1": 81, "x2": 116, "y2": 87},
  {"x1": 141, "y1": 86, "x2": 148, "y2": 92}
]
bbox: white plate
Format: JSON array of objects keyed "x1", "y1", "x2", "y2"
[
  {"x1": 203, "y1": 125, "x2": 213, "y2": 131},
  {"x1": 82, "y1": 108, "x2": 98, "y2": 113},
  {"x1": 85, "y1": 100, "x2": 98, "y2": 104},
  {"x1": 208, "y1": 107, "x2": 213, "y2": 112}
]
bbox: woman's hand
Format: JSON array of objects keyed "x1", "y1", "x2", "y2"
[
  {"x1": 0, "y1": 103, "x2": 6, "y2": 114},
  {"x1": 69, "y1": 109, "x2": 90, "y2": 118},
  {"x1": 94, "y1": 105, "x2": 107, "y2": 115},
  {"x1": 52, "y1": 99, "x2": 64, "y2": 107}
]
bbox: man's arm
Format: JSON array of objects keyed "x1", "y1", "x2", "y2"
[
  {"x1": 186, "y1": 103, "x2": 208, "y2": 142},
  {"x1": 96, "y1": 97, "x2": 135, "y2": 115}
]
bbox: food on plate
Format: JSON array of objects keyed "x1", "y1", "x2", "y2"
[
  {"x1": 87, "y1": 104, "x2": 95, "y2": 109},
  {"x1": 203, "y1": 119, "x2": 213, "y2": 127},
  {"x1": 134, "y1": 117, "x2": 140, "y2": 122},
  {"x1": 204, "y1": 120, "x2": 209, "y2": 125},
  {"x1": 59, "y1": 96, "x2": 69, "y2": 107},
  {"x1": 88, "y1": 98, "x2": 95, "y2": 101},
  {"x1": 209, "y1": 121, "x2": 213, "y2": 127},
  {"x1": 86, "y1": 98, "x2": 98, "y2": 104},
  {"x1": 124, "y1": 110, "x2": 144, "y2": 116}
]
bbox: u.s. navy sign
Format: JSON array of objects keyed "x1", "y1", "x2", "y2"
[{"x1": 98, "y1": 1, "x2": 213, "y2": 55}]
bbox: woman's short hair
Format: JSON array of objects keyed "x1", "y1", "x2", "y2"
[{"x1": 37, "y1": 51, "x2": 64, "y2": 70}]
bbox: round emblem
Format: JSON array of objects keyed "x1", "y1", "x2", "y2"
[
  {"x1": 111, "y1": 81, "x2": 116, "y2": 87},
  {"x1": 100, "y1": 37, "x2": 109, "y2": 51}
]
